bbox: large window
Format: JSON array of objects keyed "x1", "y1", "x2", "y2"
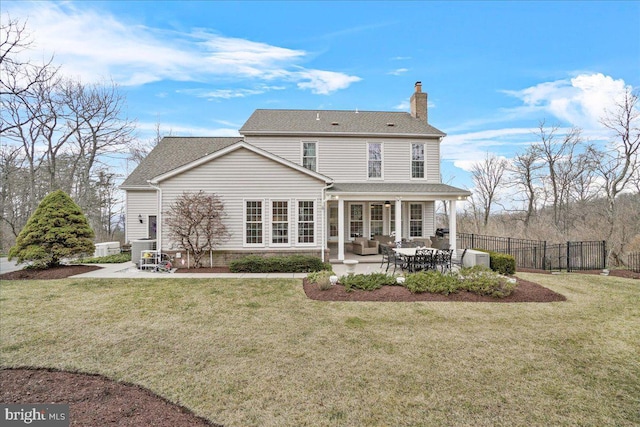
[
  {"x1": 411, "y1": 143, "x2": 425, "y2": 178},
  {"x1": 245, "y1": 200, "x2": 263, "y2": 245},
  {"x1": 409, "y1": 203, "x2": 423, "y2": 237},
  {"x1": 368, "y1": 143, "x2": 382, "y2": 178},
  {"x1": 350, "y1": 204, "x2": 364, "y2": 238},
  {"x1": 370, "y1": 204, "x2": 383, "y2": 237},
  {"x1": 297, "y1": 200, "x2": 315, "y2": 244},
  {"x1": 271, "y1": 201, "x2": 289, "y2": 245},
  {"x1": 302, "y1": 142, "x2": 317, "y2": 171}
]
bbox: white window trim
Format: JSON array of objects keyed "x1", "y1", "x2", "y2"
[
  {"x1": 243, "y1": 198, "x2": 266, "y2": 248},
  {"x1": 369, "y1": 203, "x2": 384, "y2": 238},
  {"x1": 409, "y1": 202, "x2": 424, "y2": 237},
  {"x1": 270, "y1": 199, "x2": 291, "y2": 247},
  {"x1": 296, "y1": 199, "x2": 316, "y2": 246},
  {"x1": 410, "y1": 142, "x2": 426, "y2": 180},
  {"x1": 349, "y1": 203, "x2": 365, "y2": 240},
  {"x1": 301, "y1": 140, "x2": 318, "y2": 172},
  {"x1": 367, "y1": 142, "x2": 384, "y2": 180}
]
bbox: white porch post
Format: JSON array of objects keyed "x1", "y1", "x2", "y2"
[
  {"x1": 449, "y1": 199, "x2": 457, "y2": 255},
  {"x1": 395, "y1": 199, "x2": 402, "y2": 245},
  {"x1": 338, "y1": 197, "x2": 345, "y2": 261}
]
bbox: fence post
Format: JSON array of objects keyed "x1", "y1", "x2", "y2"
[
  {"x1": 567, "y1": 241, "x2": 571, "y2": 272},
  {"x1": 543, "y1": 241, "x2": 547, "y2": 270},
  {"x1": 602, "y1": 240, "x2": 607, "y2": 269},
  {"x1": 471, "y1": 234, "x2": 475, "y2": 249}
]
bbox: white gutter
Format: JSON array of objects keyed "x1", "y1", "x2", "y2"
[{"x1": 147, "y1": 180, "x2": 162, "y2": 254}]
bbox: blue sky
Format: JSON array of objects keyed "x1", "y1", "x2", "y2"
[{"x1": 3, "y1": 1, "x2": 639, "y2": 189}]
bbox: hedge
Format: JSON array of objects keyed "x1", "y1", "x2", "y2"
[
  {"x1": 229, "y1": 255, "x2": 331, "y2": 273},
  {"x1": 478, "y1": 251, "x2": 516, "y2": 275}
]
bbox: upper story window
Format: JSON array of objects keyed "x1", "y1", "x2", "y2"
[
  {"x1": 302, "y1": 142, "x2": 317, "y2": 171},
  {"x1": 368, "y1": 143, "x2": 382, "y2": 178},
  {"x1": 411, "y1": 143, "x2": 425, "y2": 178}
]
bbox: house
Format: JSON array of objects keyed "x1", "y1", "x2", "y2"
[{"x1": 121, "y1": 82, "x2": 471, "y2": 266}]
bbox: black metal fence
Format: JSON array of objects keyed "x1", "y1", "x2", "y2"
[
  {"x1": 629, "y1": 252, "x2": 640, "y2": 273},
  {"x1": 458, "y1": 233, "x2": 607, "y2": 271}
]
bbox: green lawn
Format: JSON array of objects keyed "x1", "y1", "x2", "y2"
[{"x1": 1, "y1": 273, "x2": 639, "y2": 427}]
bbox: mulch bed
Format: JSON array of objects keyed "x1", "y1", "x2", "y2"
[
  {"x1": 303, "y1": 277, "x2": 566, "y2": 302},
  {"x1": 0, "y1": 265, "x2": 101, "y2": 280},
  {"x1": 0, "y1": 368, "x2": 221, "y2": 427}
]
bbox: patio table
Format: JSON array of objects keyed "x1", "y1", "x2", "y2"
[{"x1": 393, "y1": 247, "x2": 451, "y2": 272}]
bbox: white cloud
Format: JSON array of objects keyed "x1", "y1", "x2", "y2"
[
  {"x1": 181, "y1": 84, "x2": 290, "y2": 100},
  {"x1": 442, "y1": 127, "x2": 542, "y2": 172},
  {"x1": 2, "y1": 2, "x2": 360, "y2": 94},
  {"x1": 388, "y1": 68, "x2": 409, "y2": 75},
  {"x1": 503, "y1": 73, "x2": 630, "y2": 129},
  {"x1": 295, "y1": 69, "x2": 362, "y2": 95}
]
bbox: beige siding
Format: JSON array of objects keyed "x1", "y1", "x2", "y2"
[
  {"x1": 125, "y1": 190, "x2": 157, "y2": 242},
  {"x1": 245, "y1": 135, "x2": 441, "y2": 183},
  {"x1": 425, "y1": 142, "x2": 440, "y2": 182},
  {"x1": 158, "y1": 147, "x2": 325, "y2": 251}
]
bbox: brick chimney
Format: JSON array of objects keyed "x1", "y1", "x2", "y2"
[{"x1": 410, "y1": 81, "x2": 428, "y2": 121}]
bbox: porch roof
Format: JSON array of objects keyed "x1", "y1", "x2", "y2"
[{"x1": 326, "y1": 182, "x2": 471, "y2": 199}]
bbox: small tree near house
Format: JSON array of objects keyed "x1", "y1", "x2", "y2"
[
  {"x1": 165, "y1": 191, "x2": 230, "y2": 268},
  {"x1": 8, "y1": 190, "x2": 95, "y2": 268}
]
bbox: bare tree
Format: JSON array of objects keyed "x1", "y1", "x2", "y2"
[
  {"x1": 165, "y1": 192, "x2": 231, "y2": 268},
  {"x1": 1, "y1": 17, "x2": 58, "y2": 134},
  {"x1": 533, "y1": 121, "x2": 584, "y2": 232},
  {"x1": 128, "y1": 121, "x2": 169, "y2": 166},
  {"x1": 508, "y1": 145, "x2": 543, "y2": 228},
  {"x1": 588, "y1": 88, "x2": 640, "y2": 263},
  {"x1": 471, "y1": 153, "x2": 508, "y2": 229},
  {"x1": 1, "y1": 18, "x2": 137, "y2": 249},
  {"x1": 63, "y1": 79, "x2": 135, "y2": 208}
]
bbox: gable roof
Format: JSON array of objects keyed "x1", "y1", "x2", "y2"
[
  {"x1": 121, "y1": 137, "x2": 332, "y2": 189},
  {"x1": 150, "y1": 140, "x2": 332, "y2": 184},
  {"x1": 121, "y1": 137, "x2": 242, "y2": 188},
  {"x1": 239, "y1": 109, "x2": 446, "y2": 137}
]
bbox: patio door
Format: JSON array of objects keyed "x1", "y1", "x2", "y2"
[
  {"x1": 349, "y1": 204, "x2": 364, "y2": 239},
  {"x1": 328, "y1": 204, "x2": 338, "y2": 241},
  {"x1": 370, "y1": 203, "x2": 383, "y2": 238}
]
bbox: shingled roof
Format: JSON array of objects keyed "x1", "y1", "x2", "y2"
[
  {"x1": 121, "y1": 137, "x2": 242, "y2": 188},
  {"x1": 327, "y1": 183, "x2": 470, "y2": 197},
  {"x1": 239, "y1": 109, "x2": 445, "y2": 137}
]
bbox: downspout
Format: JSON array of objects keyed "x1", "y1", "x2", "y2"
[
  {"x1": 147, "y1": 180, "x2": 162, "y2": 254},
  {"x1": 321, "y1": 182, "x2": 334, "y2": 263}
]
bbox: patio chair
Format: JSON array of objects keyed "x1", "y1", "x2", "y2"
[
  {"x1": 434, "y1": 249, "x2": 453, "y2": 272},
  {"x1": 451, "y1": 248, "x2": 468, "y2": 269},
  {"x1": 412, "y1": 248, "x2": 435, "y2": 272},
  {"x1": 388, "y1": 250, "x2": 408, "y2": 274},
  {"x1": 380, "y1": 244, "x2": 391, "y2": 269},
  {"x1": 352, "y1": 237, "x2": 379, "y2": 255},
  {"x1": 401, "y1": 239, "x2": 419, "y2": 248}
]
